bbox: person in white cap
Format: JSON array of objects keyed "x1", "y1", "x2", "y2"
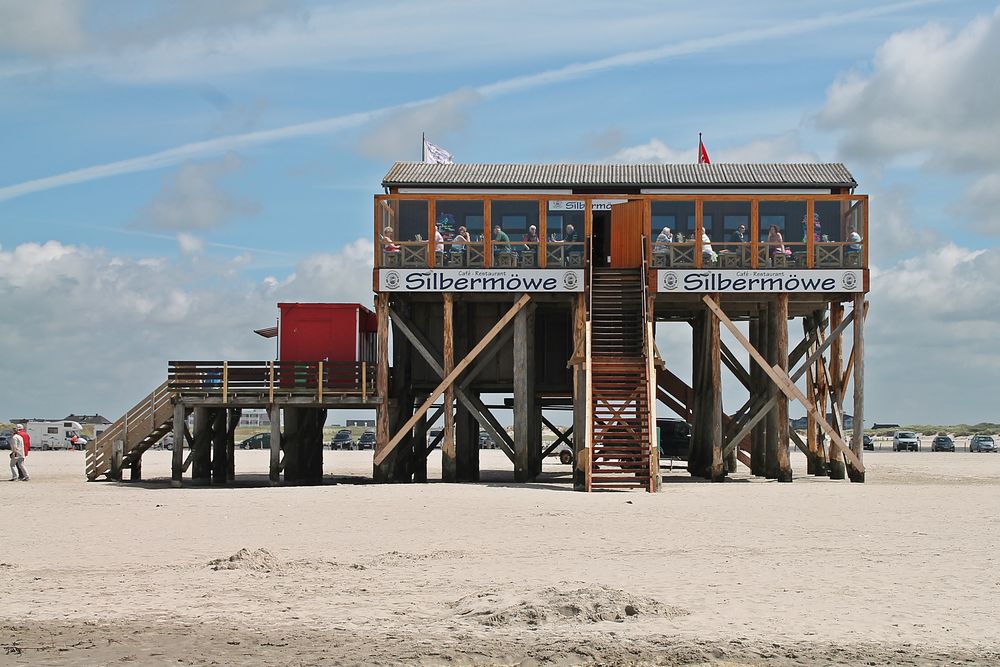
[{"x1": 9, "y1": 425, "x2": 29, "y2": 481}]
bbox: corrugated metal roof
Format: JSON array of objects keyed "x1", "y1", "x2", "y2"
[{"x1": 382, "y1": 162, "x2": 857, "y2": 189}]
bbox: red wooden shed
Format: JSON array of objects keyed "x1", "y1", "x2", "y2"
[{"x1": 276, "y1": 303, "x2": 377, "y2": 363}]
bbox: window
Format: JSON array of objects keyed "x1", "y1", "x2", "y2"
[
  {"x1": 703, "y1": 201, "x2": 749, "y2": 241},
  {"x1": 759, "y1": 201, "x2": 806, "y2": 241},
  {"x1": 650, "y1": 201, "x2": 695, "y2": 242},
  {"x1": 47, "y1": 427, "x2": 58, "y2": 434},
  {"x1": 491, "y1": 200, "x2": 539, "y2": 243}
]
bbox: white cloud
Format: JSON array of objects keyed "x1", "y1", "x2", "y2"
[
  {"x1": 176, "y1": 233, "x2": 205, "y2": 256},
  {"x1": 608, "y1": 133, "x2": 818, "y2": 164},
  {"x1": 0, "y1": 239, "x2": 374, "y2": 420},
  {"x1": 358, "y1": 89, "x2": 481, "y2": 161},
  {"x1": 137, "y1": 155, "x2": 258, "y2": 232},
  {"x1": 958, "y1": 172, "x2": 1000, "y2": 235},
  {"x1": 0, "y1": 0, "x2": 87, "y2": 55},
  {"x1": 818, "y1": 7, "x2": 1000, "y2": 171}
]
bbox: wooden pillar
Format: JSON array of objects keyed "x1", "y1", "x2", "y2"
[
  {"x1": 211, "y1": 408, "x2": 228, "y2": 485},
  {"x1": 750, "y1": 314, "x2": 767, "y2": 477},
  {"x1": 269, "y1": 404, "x2": 281, "y2": 484},
  {"x1": 687, "y1": 313, "x2": 707, "y2": 478},
  {"x1": 412, "y1": 395, "x2": 429, "y2": 483},
  {"x1": 813, "y1": 308, "x2": 829, "y2": 476},
  {"x1": 282, "y1": 407, "x2": 302, "y2": 483},
  {"x1": 848, "y1": 294, "x2": 866, "y2": 483},
  {"x1": 374, "y1": 293, "x2": 391, "y2": 481},
  {"x1": 172, "y1": 403, "x2": 186, "y2": 486},
  {"x1": 764, "y1": 302, "x2": 780, "y2": 480},
  {"x1": 513, "y1": 299, "x2": 537, "y2": 482},
  {"x1": 572, "y1": 293, "x2": 588, "y2": 491},
  {"x1": 191, "y1": 407, "x2": 212, "y2": 485},
  {"x1": 129, "y1": 457, "x2": 142, "y2": 482},
  {"x1": 774, "y1": 294, "x2": 792, "y2": 482},
  {"x1": 707, "y1": 295, "x2": 725, "y2": 482},
  {"x1": 828, "y1": 302, "x2": 846, "y2": 480},
  {"x1": 303, "y1": 408, "x2": 325, "y2": 485},
  {"x1": 382, "y1": 307, "x2": 415, "y2": 483},
  {"x1": 442, "y1": 293, "x2": 457, "y2": 482},
  {"x1": 227, "y1": 408, "x2": 240, "y2": 482},
  {"x1": 456, "y1": 398, "x2": 480, "y2": 482}
]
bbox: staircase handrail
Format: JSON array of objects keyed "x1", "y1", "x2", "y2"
[
  {"x1": 86, "y1": 379, "x2": 172, "y2": 480},
  {"x1": 585, "y1": 235, "x2": 593, "y2": 322},
  {"x1": 640, "y1": 234, "x2": 650, "y2": 354}
]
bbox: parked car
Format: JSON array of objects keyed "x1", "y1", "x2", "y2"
[
  {"x1": 330, "y1": 429, "x2": 355, "y2": 450},
  {"x1": 969, "y1": 435, "x2": 997, "y2": 453},
  {"x1": 478, "y1": 432, "x2": 496, "y2": 449},
  {"x1": 239, "y1": 432, "x2": 270, "y2": 449},
  {"x1": 931, "y1": 435, "x2": 955, "y2": 452},
  {"x1": 358, "y1": 430, "x2": 376, "y2": 449},
  {"x1": 892, "y1": 431, "x2": 920, "y2": 452},
  {"x1": 863, "y1": 434, "x2": 874, "y2": 451},
  {"x1": 0, "y1": 431, "x2": 11, "y2": 450},
  {"x1": 547, "y1": 442, "x2": 574, "y2": 465}
]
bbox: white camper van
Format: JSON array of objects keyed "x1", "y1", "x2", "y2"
[{"x1": 24, "y1": 420, "x2": 85, "y2": 450}]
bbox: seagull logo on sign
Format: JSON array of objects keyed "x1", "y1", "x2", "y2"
[
  {"x1": 384, "y1": 271, "x2": 401, "y2": 289},
  {"x1": 563, "y1": 271, "x2": 578, "y2": 291},
  {"x1": 842, "y1": 271, "x2": 858, "y2": 290},
  {"x1": 662, "y1": 271, "x2": 679, "y2": 291}
]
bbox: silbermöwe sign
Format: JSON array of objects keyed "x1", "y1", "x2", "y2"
[
  {"x1": 657, "y1": 269, "x2": 863, "y2": 293},
  {"x1": 379, "y1": 269, "x2": 584, "y2": 293},
  {"x1": 548, "y1": 199, "x2": 627, "y2": 212}
]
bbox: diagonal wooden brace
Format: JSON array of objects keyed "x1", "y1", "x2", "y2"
[
  {"x1": 376, "y1": 294, "x2": 531, "y2": 466},
  {"x1": 703, "y1": 295, "x2": 863, "y2": 473}
]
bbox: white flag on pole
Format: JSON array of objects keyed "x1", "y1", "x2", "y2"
[{"x1": 423, "y1": 138, "x2": 454, "y2": 164}]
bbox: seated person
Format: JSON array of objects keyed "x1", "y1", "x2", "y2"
[
  {"x1": 435, "y1": 226, "x2": 444, "y2": 254},
  {"x1": 522, "y1": 224, "x2": 540, "y2": 249},
  {"x1": 728, "y1": 224, "x2": 747, "y2": 244},
  {"x1": 551, "y1": 224, "x2": 577, "y2": 243},
  {"x1": 381, "y1": 226, "x2": 399, "y2": 252},
  {"x1": 802, "y1": 212, "x2": 823, "y2": 243},
  {"x1": 654, "y1": 227, "x2": 673, "y2": 252},
  {"x1": 492, "y1": 224, "x2": 512, "y2": 256},
  {"x1": 701, "y1": 231, "x2": 718, "y2": 263},
  {"x1": 452, "y1": 225, "x2": 471, "y2": 252},
  {"x1": 848, "y1": 230, "x2": 863, "y2": 252}
]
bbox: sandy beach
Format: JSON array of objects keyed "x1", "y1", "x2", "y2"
[{"x1": 2, "y1": 449, "x2": 999, "y2": 666}]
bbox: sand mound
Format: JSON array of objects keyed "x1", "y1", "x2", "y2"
[
  {"x1": 207, "y1": 548, "x2": 280, "y2": 572},
  {"x1": 451, "y1": 585, "x2": 687, "y2": 626}
]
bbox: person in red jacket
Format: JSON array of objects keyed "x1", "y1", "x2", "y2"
[{"x1": 9, "y1": 425, "x2": 29, "y2": 481}]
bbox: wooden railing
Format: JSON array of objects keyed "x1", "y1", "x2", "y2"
[
  {"x1": 86, "y1": 380, "x2": 174, "y2": 481},
  {"x1": 167, "y1": 360, "x2": 375, "y2": 400}
]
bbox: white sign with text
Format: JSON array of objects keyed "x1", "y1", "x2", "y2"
[
  {"x1": 379, "y1": 269, "x2": 584, "y2": 293},
  {"x1": 657, "y1": 269, "x2": 864, "y2": 293},
  {"x1": 548, "y1": 199, "x2": 628, "y2": 212}
]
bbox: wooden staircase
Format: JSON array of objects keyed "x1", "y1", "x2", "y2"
[
  {"x1": 588, "y1": 268, "x2": 656, "y2": 491},
  {"x1": 86, "y1": 380, "x2": 175, "y2": 481}
]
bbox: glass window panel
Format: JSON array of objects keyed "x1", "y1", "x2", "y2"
[
  {"x1": 703, "y1": 201, "x2": 749, "y2": 241},
  {"x1": 650, "y1": 201, "x2": 695, "y2": 243},
  {"x1": 437, "y1": 200, "x2": 485, "y2": 241},
  {"x1": 815, "y1": 200, "x2": 842, "y2": 241},
  {"x1": 396, "y1": 200, "x2": 428, "y2": 243},
  {"x1": 759, "y1": 201, "x2": 806, "y2": 241},
  {"x1": 546, "y1": 210, "x2": 584, "y2": 241}
]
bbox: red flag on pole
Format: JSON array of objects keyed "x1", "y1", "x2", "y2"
[{"x1": 698, "y1": 133, "x2": 711, "y2": 164}]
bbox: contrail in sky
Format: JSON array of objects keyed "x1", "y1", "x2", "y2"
[{"x1": 0, "y1": 0, "x2": 942, "y2": 204}]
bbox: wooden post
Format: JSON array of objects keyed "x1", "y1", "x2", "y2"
[
  {"x1": 828, "y1": 302, "x2": 846, "y2": 480},
  {"x1": 572, "y1": 293, "x2": 588, "y2": 491},
  {"x1": 707, "y1": 294, "x2": 725, "y2": 482},
  {"x1": 765, "y1": 302, "x2": 780, "y2": 480},
  {"x1": 849, "y1": 294, "x2": 866, "y2": 483},
  {"x1": 774, "y1": 294, "x2": 792, "y2": 482},
  {"x1": 172, "y1": 403, "x2": 186, "y2": 486},
  {"x1": 269, "y1": 404, "x2": 281, "y2": 484},
  {"x1": 813, "y1": 308, "x2": 829, "y2": 476},
  {"x1": 282, "y1": 407, "x2": 301, "y2": 483},
  {"x1": 211, "y1": 408, "x2": 228, "y2": 485},
  {"x1": 442, "y1": 293, "x2": 457, "y2": 482},
  {"x1": 226, "y1": 408, "x2": 240, "y2": 482},
  {"x1": 750, "y1": 314, "x2": 766, "y2": 477},
  {"x1": 191, "y1": 407, "x2": 212, "y2": 485},
  {"x1": 374, "y1": 293, "x2": 391, "y2": 479},
  {"x1": 687, "y1": 313, "x2": 706, "y2": 478},
  {"x1": 304, "y1": 408, "x2": 325, "y2": 485},
  {"x1": 456, "y1": 398, "x2": 480, "y2": 482},
  {"x1": 412, "y1": 395, "x2": 429, "y2": 483},
  {"x1": 129, "y1": 457, "x2": 142, "y2": 482},
  {"x1": 513, "y1": 299, "x2": 537, "y2": 482}
]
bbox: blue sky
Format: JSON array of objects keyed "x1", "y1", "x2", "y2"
[{"x1": 2, "y1": 0, "x2": 999, "y2": 425}]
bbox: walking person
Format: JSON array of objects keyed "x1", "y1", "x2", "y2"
[{"x1": 10, "y1": 425, "x2": 29, "y2": 481}]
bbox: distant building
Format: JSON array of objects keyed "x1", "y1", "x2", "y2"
[
  {"x1": 240, "y1": 409, "x2": 271, "y2": 428},
  {"x1": 62, "y1": 414, "x2": 112, "y2": 439},
  {"x1": 347, "y1": 419, "x2": 375, "y2": 427}
]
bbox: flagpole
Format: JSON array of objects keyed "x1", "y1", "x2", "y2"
[
  {"x1": 698, "y1": 132, "x2": 702, "y2": 163},
  {"x1": 421, "y1": 131, "x2": 425, "y2": 162}
]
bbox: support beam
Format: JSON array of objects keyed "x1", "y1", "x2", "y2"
[
  {"x1": 282, "y1": 407, "x2": 302, "y2": 483},
  {"x1": 707, "y1": 294, "x2": 725, "y2": 482},
  {"x1": 388, "y1": 304, "x2": 515, "y2": 463},
  {"x1": 374, "y1": 293, "x2": 391, "y2": 477},
  {"x1": 750, "y1": 316, "x2": 766, "y2": 477},
  {"x1": 572, "y1": 293, "x2": 588, "y2": 491},
  {"x1": 210, "y1": 408, "x2": 228, "y2": 485},
  {"x1": 442, "y1": 293, "x2": 456, "y2": 482},
  {"x1": 773, "y1": 294, "x2": 792, "y2": 482},
  {"x1": 376, "y1": 294, "x2": 532, "y2": 466},
  {"x1": 191, "y1": 406, "x2": 212, "y2": 485},
  {"x1": 269, "y1": 404, "x2": 282, "y2": 484},
  {"x1": 226, "y1": 408, "x2": 240, "y2": 482},
  {"x1": 828, "y1": 302, "x2": 846, "y2": 480},
  {"x1": 171, "y1": 403, "x2": 185, "y2": 487},
  {"x1": 513, "y1": 299, "x2": 538, "y2": 482},
  {"x1": 412, "y1": 396, "x2": 430, "y2": 483},
  {"x1": 849, "y1": 294, "x2": 866, "y2": 483},
  {"x1": 702, "y1": 295, "x2": 863, "y2": 474}
]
